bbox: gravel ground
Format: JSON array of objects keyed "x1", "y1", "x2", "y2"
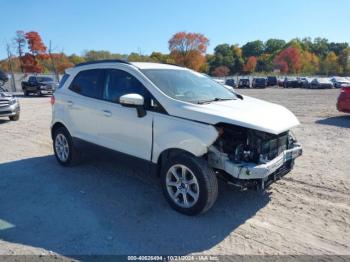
[{"x1": 0, "y1": 89, "x2": 349, "y2": 258}]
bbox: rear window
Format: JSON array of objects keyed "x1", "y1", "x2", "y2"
[{"x1": 69, "y1": 69, "x2": 105, "y2": 99}]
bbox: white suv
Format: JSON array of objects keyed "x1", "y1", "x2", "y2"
[{"x1": 51, "y1": 60, "x2": 302, "y2": 215}]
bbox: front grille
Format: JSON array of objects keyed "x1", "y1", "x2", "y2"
[
  {"x1": 0, "y1": 110, "x2": 12, "y2": 115},
  {"x1": 0, "y1": 99, "x2": 10, "y2": 108}
]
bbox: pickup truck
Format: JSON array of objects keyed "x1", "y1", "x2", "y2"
[
  {"x1": 0, "y1": 70, "x2": 9, "y2": 86},
  {"x1": 21, "y1": 76, "x2": 58, "y2": 96}
]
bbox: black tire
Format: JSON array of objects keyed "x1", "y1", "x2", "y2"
[
  {"x1": 53, "y1": 127, "x2": 80, "y2": 166},
  {"x1": 160, "y1": 153, "x2": 218, "y2": 216},
  {"x1": 9, "y1": 113, "x2": 20, "y2": 121},
  {"x1": 23, "y1": 90, "x2": 29, "y2": 96}
]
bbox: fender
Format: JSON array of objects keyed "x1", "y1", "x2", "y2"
[{"x1": 152, "y1": 114, "x2": 218, "y2": 163}]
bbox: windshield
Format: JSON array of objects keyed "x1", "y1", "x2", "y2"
[
  {"x1": 142, "y1": 69, "x2": 236, "y2": 103},
  {"x1": 37, "y1": 77, "x2": 54, "y2": 82}
]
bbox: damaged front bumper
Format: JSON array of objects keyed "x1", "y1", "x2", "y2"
[{"x1": 208, "y1": 143, "x2": 302, "y2": 188}]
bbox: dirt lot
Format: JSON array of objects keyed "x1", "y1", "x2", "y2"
[{"x1": 0, "y1": 88, "x2": 349, "y2": 257}]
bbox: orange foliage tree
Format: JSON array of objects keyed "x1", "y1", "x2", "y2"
[
  {"x1": 168, "y1": 32, "x2": 209, "y2": 71},
  {"x1": 274, "y1": 47, "x2": 301, "y2": 74},
  {"x1": 243, "y1": 56, "x2": 257, "y2": 73},
  {"x1": 212, "y1": 66, "x2": 230, "y2": 77},
  {"x1": 22, "y1": 31, "x2": 47, "y2": 73}
]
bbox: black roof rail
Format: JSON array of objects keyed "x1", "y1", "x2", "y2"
[{"x1": 74, "y1": 59, "x2": 131, "y2": 67}]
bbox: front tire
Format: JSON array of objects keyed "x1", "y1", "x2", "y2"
[
  {"x1": 160, "y1": 154, "x2": 218, "y2": 215},
  {"x1": 9, "y1": 113, "x2": 20, "y2": 121},
  {"x1": 53, "y1": 127, "x2": 80, "y2": 166}
]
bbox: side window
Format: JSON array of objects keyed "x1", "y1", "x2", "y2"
[
  {"x1": 103, "y1": 69, "x2": 149, "y2": 104},
  {"x1": 69, "y1": 69, "x2": 105, "y2": 99}
]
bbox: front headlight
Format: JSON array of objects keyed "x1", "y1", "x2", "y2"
[
  {"x1": 288, "y1": 131, "x2": 297, "y2": 147},
  {"x1": 9, "y1": 98, "x2": 17, "y2": 105}
]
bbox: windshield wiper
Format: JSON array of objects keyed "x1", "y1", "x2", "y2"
[{"x1": 197, "y1": 97, "x2": 235, "y2": 104}]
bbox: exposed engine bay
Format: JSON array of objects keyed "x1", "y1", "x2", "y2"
[
  {"x1": 207, "y1": 123, "x2": 302, "y2": 189},
  {"x1": 213, "y1": 123, "x2": 296, "y2": 164}
]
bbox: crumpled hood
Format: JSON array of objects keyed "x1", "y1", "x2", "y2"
[{"x1": 173, "y1": 95, "x2": 300, "y2": 135}]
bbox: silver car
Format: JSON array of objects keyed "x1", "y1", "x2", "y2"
[{"x1": 0, "y1": 87, "x2": 20, "y2": 121}]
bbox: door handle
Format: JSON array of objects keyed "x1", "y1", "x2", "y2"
[
  {"x1": 67, "y1": 101, "x2": 73, "y2": 107},
  {"x1": 103, "y1": 110, "x2": 112, "y2": 117}
]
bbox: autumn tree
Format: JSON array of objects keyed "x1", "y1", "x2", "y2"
[
  {"x1": 22, "y1": 31, "x2": 47, "y2": 73},
  {"x1": 274, "y1": 47, "x2": 301, "y2": 74},
  {"x1": 243, "y1": 56, "x2": 257, "y2": 73},
  {"x1": 212, "y1": 66, "x2": 230, "y2": 77},
  {"x1": 168, "y1": 32, "x2": 209, "y2": 71},
  {"x1": 321, "y1": 51, "x2": 341, "y2": 75},
  {"x1": 301, "y1": 51, "x2": 320, "y2": 75}
]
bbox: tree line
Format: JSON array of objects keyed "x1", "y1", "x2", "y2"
[{"x1": 1, "y1": 31, "x2": 349, "y2": 77}]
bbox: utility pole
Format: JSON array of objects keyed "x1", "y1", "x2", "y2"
[
  {"x1": 49, "y1": 41, "x2": 59, "y2": 82},
  {"x1": 6, "y1": 43, "x2": 16, "y2": 92}
]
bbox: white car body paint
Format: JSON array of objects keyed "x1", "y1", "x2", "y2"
[{"x1": 52, "y1": 61, "x2": 301, "y2": 175}]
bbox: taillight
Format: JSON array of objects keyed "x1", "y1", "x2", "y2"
[{"x1": 50, "y1": 95, "x2": 55, "y2": 106}]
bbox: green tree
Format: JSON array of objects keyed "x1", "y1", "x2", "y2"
[
  {"x1": 338, "y1": 48, "x2": 350, "y2": 75},
  {"x1": 242, "y1": 40, "x2": 264, "y2": 58},
  {"x1": 311, "y1": 37, "x2": 329, "y2": 58},
  {"x1": 264, "y1": 39, "x2": 286, "y2": 54}
]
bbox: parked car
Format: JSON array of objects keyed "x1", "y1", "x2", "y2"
[
  {"x1": 252, "y1": 77, "x2": 267, "y2": 88},
  {"x1": 300, "y1": 77, "x2": 313, "y2": 88},
  {"x1": 0, "y1": 87, "x2": 20, "y2": 121},
  {"x1": 0, "y1": 70, "x2": 9, "y2": 86},
  {"x1": 277, "y1": 78, "x2": 284, "y2": 87},
  {"x1": 51, "y1": 60, "x2": 302, "y2": 215},
  {"x1": 238, "y1": 78, "x2": 250, "y2": 88},
  {"x1": 21, "y1": 76, "x2": 58, "y2": 96},
  {"x1": 337, "y1": 85, "x2": 350, "y2": 113},
  {"x1": 213, "y1": 78, "x2": 225, "y2": 85},
  {"x1": 225, "y1": 78, "x2": 236, "y2": 88},
  {"x1": 266, "y1": 76, "x2": 278, "y2": 86},
  {"x1": 310, "y1": 78, "x2": 334, "y2": 89},
  {"x1": 330, "y1": 77, "x2": 350, "y2": 88},
  {"x1": 283, "y1": 77, "x2": 300, "y2": 88}
]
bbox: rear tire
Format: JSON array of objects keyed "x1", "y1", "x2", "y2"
[
  {"x1": 53, "y1": 127, "x2": 80, "y2": 166},
  {"x1": 160, "y1": 153, "x2": 218, "y2": 215},
  {"x1": 9, "y1": 113, "x2": 20, "y2": 121}
]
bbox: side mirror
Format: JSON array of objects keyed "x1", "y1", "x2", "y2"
[{"x1": 119, "y1": 93, "x2": 146, "y2": 118}]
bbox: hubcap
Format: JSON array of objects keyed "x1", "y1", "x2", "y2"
[
  {"x1": 166, "y1": 164, "x2": 200, "y2": 208},
  {"x1": 55, "y1": 133, "x2": 69, "y2": 162}
]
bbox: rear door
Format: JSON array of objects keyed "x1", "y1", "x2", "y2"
[{"x1": 65, "y1": 69, "x2": 106, "y2": 143}]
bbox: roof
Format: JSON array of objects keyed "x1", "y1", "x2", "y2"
[
  {"x1": 66, "y1": 61, "x2": 186, "y2": 74},
  {"x1": 131, "y1": 62, "x2": 186, "y2": 70}
]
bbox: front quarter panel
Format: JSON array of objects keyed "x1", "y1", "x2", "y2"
[{"x1": 152, "y1": 114, "x2": 218, "y2": 163}]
